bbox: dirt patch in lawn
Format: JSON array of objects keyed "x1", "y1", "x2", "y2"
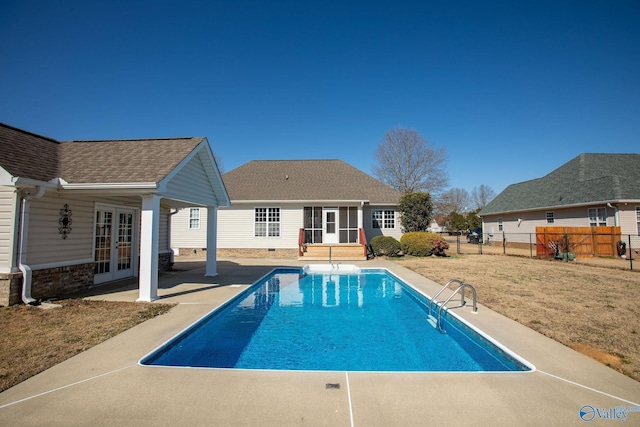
[
  {"x1": 0, "y1": 299, "x2": 174, "y2": 393},
  {"x1": 394, "y1": 254, "x2": 640, "y2": 382}
]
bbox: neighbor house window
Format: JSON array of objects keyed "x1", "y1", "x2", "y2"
[
  {"x1": 636, "y1": 207, "x2": 640, "y2": 235},
  {"x1": 189, "y1": 208, "x2": 200, "y2": 229},
  {"x1": 372, "y1": 210, "x2": 395, "y2": 229},
  {"x1": 255, "y1": 207, "x2": 280, "y2": 237},
  {"x1": 546, "y1": 212, "x2": 555, "y2": 224},
  {"x1": 498, "y1": 217, "x2": 503, "y2": 231},
  {"x1": 588, "y1": 208, "x2": 607, "y2": 227}
]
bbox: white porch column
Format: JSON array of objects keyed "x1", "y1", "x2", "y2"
[
  {"x1": 358, "y1": 204, "x2": 364, "y2": 242},
  {"x1": 138, "y1": 194, "x2": 160, "y2": 302},
  {"x1": 205, "y1": 206, "x2": 218, "y2": 277}
]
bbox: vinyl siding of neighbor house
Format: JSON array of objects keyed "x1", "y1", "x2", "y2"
[
  {"x1": 170, "y1": 207, "x2": 209, "y2": 249},
  {"x1": 482, "y1": 206, "x2": 619, "y2": 244},
  {"x1": 0, "y1": 187, "x2": 17, "y2": 272},
  {"x1": 217, "y1": 205, "x2": 303, "y2": 249},
  {"x1": 165, "y1": 152, "x2": 220, "y2": 207},
  {"x1": 618, "y1": 205, "x2": 640, "y2": 249}
]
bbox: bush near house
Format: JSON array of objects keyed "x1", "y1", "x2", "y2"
[
  {"x1": 370, "y1": 236, "x2": 402, "y2": 257},
  {"x1": 401, "y1": 232, "x2": 450, "y2": 257}
]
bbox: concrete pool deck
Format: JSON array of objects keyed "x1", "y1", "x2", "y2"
[{"x1": 1, "y1": 257, "x2": 639, "y2": 426}]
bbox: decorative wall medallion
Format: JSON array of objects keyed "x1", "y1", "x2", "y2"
[{"x1": 59, "y1": 204, "x2": 72, "y2": 239}]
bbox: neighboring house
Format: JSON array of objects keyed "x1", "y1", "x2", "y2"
[
  {"x1": 0, "y1": 123, "x2": 229, "y2": 306},
  {"x1": 479, "y1": 153, "x2": 640, "y2": 248},
  {"x1": 172, "y1": 159, "x2": 402, "y2": 259}
]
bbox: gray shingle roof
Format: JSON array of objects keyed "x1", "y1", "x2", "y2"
[
  {"x1": 223, "y1": 159, "x2": 401, "y2": 204},
  {"x1": 58, "y1": 138, "x2": 203, "y2": 183},
  {"x1": 480, "y1": 153, "x2": 640, "y2": 215},
  {"x1": 0, "y1": 122, "x2": 204, "y2": 184},
  {"x1": 0, "y1": 123, "x2": 60, "y2": 182}
]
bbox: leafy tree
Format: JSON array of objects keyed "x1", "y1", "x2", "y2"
[
  {"x1": 398, "y1": 192, "x2": 433, "y2": 232},
  {"x1": 372, "y1": 127, "x2": 448, "y2": 194},
  {"x1": 466, "y1": 208, "x2": 482, "y2": 229},
  {"x1": 447, "y1": 211, "x2": 467, "y2": 232},
  {"x1": 471, "y1": 184, "x2": 496, "y2": 210}
]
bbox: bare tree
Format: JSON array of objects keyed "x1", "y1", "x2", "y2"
[
  {"x1": 371, "y1": 127, "x2": 448, "y2": 194},
  {"x1": 471, "y1": 184, "x2": 496, "y2": 210},
  {"x1": 435, "y1": 188, "x2": 470, "y2": 215}
]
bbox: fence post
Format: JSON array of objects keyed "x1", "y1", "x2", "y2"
[
  {"x1": 630, "y1": 234, "x2": 634, "y2": 271},
  {"x1": 503, "y1": 231, "x2": 506, "y2": 254},
  {"x1": 530, "y1": 233, "x2": 533, "y2": 258}
]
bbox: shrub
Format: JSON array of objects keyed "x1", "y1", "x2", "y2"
[
  {"x1": 400, "y1": 232, "x2": 449, "y2": 257},
  {"x1": 370, "y1": 236, "x2": 402, "y2": 257}
]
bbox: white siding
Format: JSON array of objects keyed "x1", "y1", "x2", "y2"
[
  {"x1": 165, "y1": 153, "x2": 217, "y2": 206},
  {"x1": 159, "y1": 206, "x2": 170, "y2": 252},
  {"x1": 26, "y1": 194, "x2": 95, "y2": 266},
  {"x1": 217, "y1": 205, "x2": 302, "y2": 249},
  {"x1": 171, "y1": 207, "x2": 209, "y2": 249},
  {"x1": 363, "y1": 206, "x2": 403, "y2": 242},
  {"x1": 0, "y1": 187, "x2": 17, "y2": 272}
]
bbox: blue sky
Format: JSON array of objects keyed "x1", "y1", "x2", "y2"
[{"x1": 1, "y1": 1, "x2": 638, "y2": 195}]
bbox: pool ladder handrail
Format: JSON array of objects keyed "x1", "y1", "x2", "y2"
[
  {"x1": 428, "y1": 280, "x2": 478, "y2": 333},
  {"x1": 428, "y1": 279, "x2": 464, "y2": 314}
]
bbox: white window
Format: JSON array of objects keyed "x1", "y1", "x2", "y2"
[
  {"x1": 636, "y1": 207, "x2": 640, "y2": 235},
  {"x1": 546, "y1": 212, "x2": 555, "y2": 224},
  {"x1": 498, "y1": 217, "x2": 503, "y2": 231},
  {"x1": 588, "y1": 208, "x2": 607, "y2": 227},
  {"x1": 372, "y1": 210, "x2": 395, "y2": 229},
  {"x1": 255, "y1": 207, "x2": 280, "y2": 237},
  {"x1": 189, "y1": 208, "x2": 200, "y2": 229}
]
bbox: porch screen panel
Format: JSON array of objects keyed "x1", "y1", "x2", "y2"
[
  {"x1": 304, "y1": 207, "x2": 323, "y2": 243},
  {"x1": 94, "y1": 211, "x2": 112, "y2": 274},
  {"x1": 339, "y1": 207, "x2": 358, "y2": 243}
]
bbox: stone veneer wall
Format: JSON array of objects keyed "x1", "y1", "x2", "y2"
[
  {"x1": 1, "y1": 254, "x2": 188, "y2": 305},
  {"x1": 30, "y1": 263, "x2": 95, "y2": 301},
  {"x1": 158, "y1": 252, "x2": 173, "y2": 271},
  {"x1": 216, "y1": 248, "x2": 299, "y2": 259},
  {"x1": 0, "y1": 273, "x2": 23, "y2": 306},
  {"x1": 178, "y1": 248, "x2": 208, "y2": 257}
]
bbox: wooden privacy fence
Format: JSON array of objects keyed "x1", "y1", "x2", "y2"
[{"x1": 536, "y1": 226, "x2": 622, "y2": 258}]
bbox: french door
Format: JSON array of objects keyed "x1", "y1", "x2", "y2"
[{"x1": 94, "y1": 207, "x2": 137, "y2": 284}]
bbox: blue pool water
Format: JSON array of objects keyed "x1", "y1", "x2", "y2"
[{"x1": 140, "y1": 267, "x2": 532, "y2": 372}]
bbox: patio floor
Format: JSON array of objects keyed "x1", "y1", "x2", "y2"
[{"x1": 1, "y1": 257, "x2": 639, "y2": 426}]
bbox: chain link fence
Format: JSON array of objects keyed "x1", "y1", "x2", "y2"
[{"x1": 442, "y1": 232, "x2": 638, "y2": 271}]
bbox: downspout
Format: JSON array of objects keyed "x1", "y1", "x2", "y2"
[
  {"x1": 168, "y1": 208, "x2": 182, "y2": 265},
  {"x1": 18, "y1": 186, "x2": 46, "y2": 305}
]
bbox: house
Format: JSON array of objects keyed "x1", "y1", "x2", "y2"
[
  {"x1": 479, "y1": 153, "x2": 640, "y2": 249},
  {"x1": 171, "y1": 159, "x2": 402, "y2": 259},
  {"x1": 0, "y1": 123, "x2": 229, "y2": 306}
]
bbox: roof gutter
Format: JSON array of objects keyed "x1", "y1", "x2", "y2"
[
  {"x1": 17, "y1": 185, "x2": 46, "y2": 305},
  {"x1": 226, "y1": 199, "x2": 372, "y2": 205}
]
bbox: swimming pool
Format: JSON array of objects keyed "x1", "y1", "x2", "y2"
[{"x1": 140, "y1": 266, "x2": 533, "y2": 372}]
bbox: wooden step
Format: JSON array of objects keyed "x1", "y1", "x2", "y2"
[{"x1": 300, "y1": 244, "x2": 368, "y2": 261}]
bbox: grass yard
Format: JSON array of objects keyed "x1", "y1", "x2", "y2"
[
  {"x1": 394, "y1": 254, "x2": 640, "y2": 382},
  {"x1": 0, "y1": 300, "x2": 174, "y2": 392}
]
